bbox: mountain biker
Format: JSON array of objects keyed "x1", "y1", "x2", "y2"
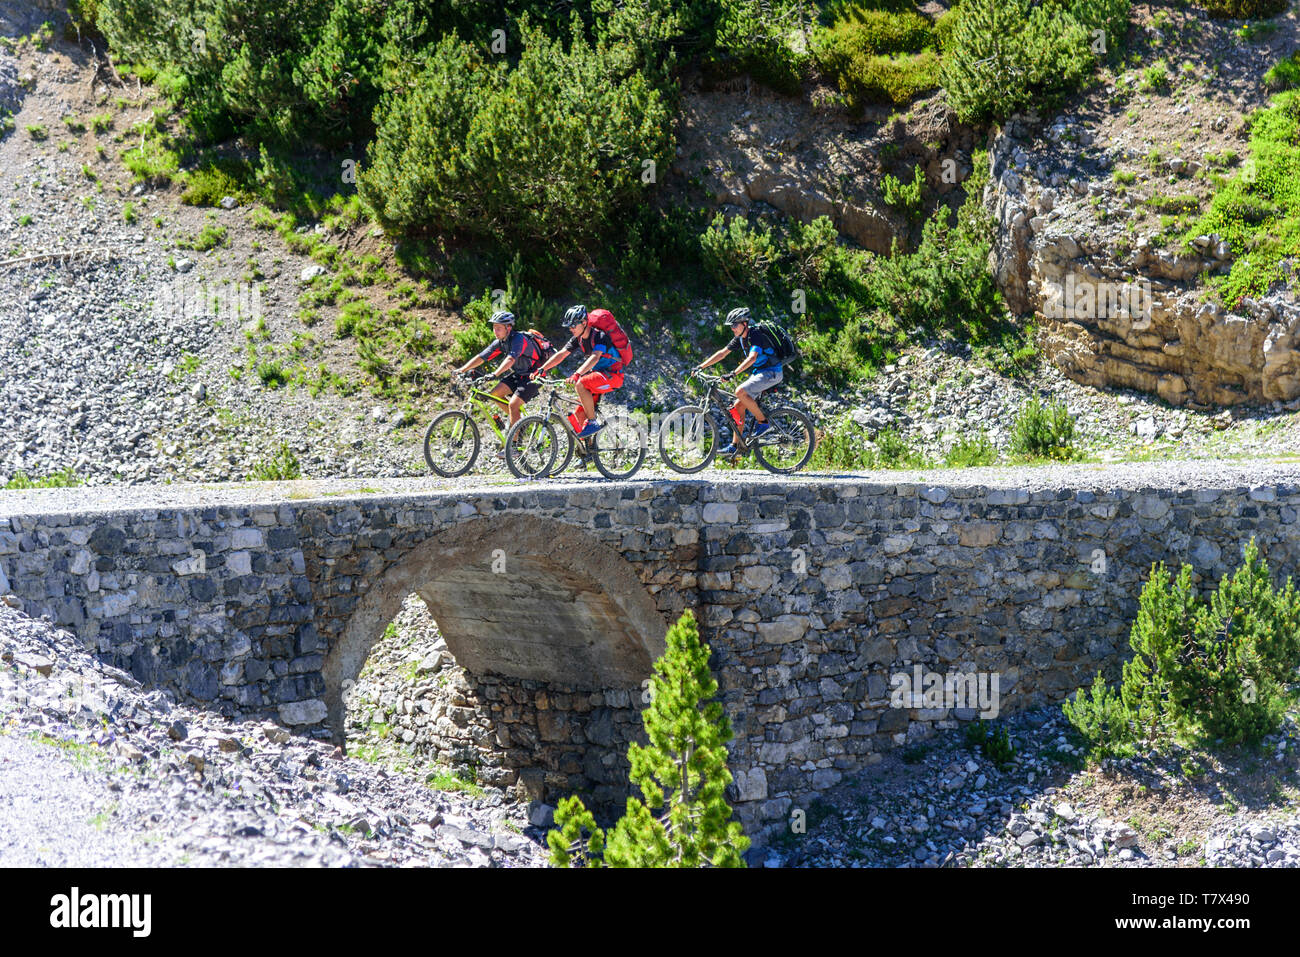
[
  {"x1": 453, "y1": 310, "x2": 546, "y2": 429},
  {"x1": 532, "y1": 304, "x2": 624, "y2": 439},
  {"x1": 693, "y1": 306, "x2": 781, "y2": 456}
]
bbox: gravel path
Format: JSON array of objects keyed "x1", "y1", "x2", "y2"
[{"x1": 3, "y1": 458, "x2": 1300, "y2": 519}]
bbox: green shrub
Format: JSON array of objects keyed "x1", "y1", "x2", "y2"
[
  {"x1": 1184, "y1": 78, "x2": 1300, "y2": 306},
  {"x1": 712, "y1": 0, "x2": 809, "y2": 94},
  {"x1": 1139, "y1": 59, "x2": 1170, "y2": 93},
  {"x1": 361, "y1": 23, "x2": 673, "y2": 259},
  {"x1": 451, "y1": 291, "x2": 496, "y2": 365},
  {"x1": 179, "y1": 222, "x2": 228, "y2": 251},
  {"x1": 874, "y1": 426, "x2": 929, "y2": 468},
  {"x1": 257, "y1": 360, "x2": 291, "y2": 389},
  {"x1": 963, "y1": 720, "x2": 1016, "y2": 769},
  {"x1": 1065, "y1": 539, "x2": 1300, "y2": 753},
  {"x1": 700, "y1": 212, "x2": 776, "y2": 288},
  {"x1": 549, "y1": 610, "x2": 749, "y2": 868},
  {"x1": 1010, "y1": 397, "x2": 1076, "y2": 460},
  {"x1": 943, "y1": 432, "x2": 996, "y2": 467},
  {"x1": 881, "y1": 164, "x2": 925, "y2": 219},
  {"x1": 1263, "y1": 51, "x2": 1300, "y2": 92},
  {"x1": 822, "y1": 4, "x2": 933, "y2": 53},
  {"x1": 181, "y1": 156, "x2": 255, "y2": 207},
  {"x1": 248, "y1": 443, "x2": 301, "y2": 481},
  {"x1": 1198, "y1": 0, "x2": 1288, "y2": 17},
  {"x1": 814, "y1": 19, "x2": 940, "y2": 110},
  {"x1": 941, "y1": 0, "x2": 1129, "y2": 124},
  {"x1": 4, "y1": 467, "x2": 82, "y2": 489}
]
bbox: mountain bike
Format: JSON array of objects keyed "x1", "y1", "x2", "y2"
[
  {"x1": 506, "y1": 379, "x2": 648, "y2": 480},
  {"x1": 423, "y1": 373, "x2": 555, "y2": 479},
  {"x1": 658, "y1": 370, "x2": 815, "y2": 474}
]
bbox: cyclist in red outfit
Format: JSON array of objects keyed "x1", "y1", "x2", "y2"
[{"x1": 532, "y1": 305, "x2": 625, "y2": 438}]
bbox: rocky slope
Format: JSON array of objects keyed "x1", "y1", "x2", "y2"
[
  {"x1": 985, "y1": 4, "x2": 1300, "y2": 407},
  {"x1": 0, "y1": 601, "x2": 547, "y2": 866}
]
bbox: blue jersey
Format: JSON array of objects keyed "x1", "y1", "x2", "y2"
[
  {"x1": 728, "y1": 326, "x2": 782, "y2": 374},
  {"x1": 564, "y1": 327, "x2": 619, "y2": 372}
]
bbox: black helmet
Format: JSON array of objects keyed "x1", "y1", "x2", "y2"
[
  {"x1": 723, "y1": 306, "x2": 750, "y2": 331},
  {"x1": 490, "y1": 310, "x2": 516, "y2": 328},
  {"x1": 563, "y1": 304, "x2": 588, "y2": 327}
]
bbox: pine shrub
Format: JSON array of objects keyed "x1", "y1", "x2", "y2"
[
  {"x1": 699, "y1": 212, "x2": 776, "y2": 288},
  {"x1": 549, "y1": 609, "x2": 750, "y2": 867},
  {"x1": 1065, "y1": 540, "x2": 1300, "y2": 754},
  {"x1": 1010, "y1": 396, "x2": 1077, "y2": 460},
  {"x1": 360, "y1": 22, "x2": 673, "y2": 258}
]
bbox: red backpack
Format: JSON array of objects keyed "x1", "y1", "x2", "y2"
[{"x1": 586, "y1": 308, "x2": 632, "y2": 372}]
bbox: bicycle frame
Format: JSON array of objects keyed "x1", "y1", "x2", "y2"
[
  {"x1": 694, "y1": 375, "x2": 766, "y2": 450},
  {"x1": 453, "y1": 380, "x2": 520, "y2": 445},
  {"x1": 529, "y1": 381, "x2": 593, "y2": 450}
]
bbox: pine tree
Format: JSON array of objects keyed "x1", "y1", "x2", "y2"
[
  {"x1": 548, "y1": 609, "x2": 750, "y2": 867},
  {"x1": 940, "y1": 0, "x2": 1033, "y2": 124}
]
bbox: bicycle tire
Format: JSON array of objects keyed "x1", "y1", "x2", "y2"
[
  {"x1": 548, "y1": 411, "x2": 576, "y2": 476},
  {"x1": 657, "y1": 405, "x2": 719, "y2": 474},
  {"x1": 504, "y1": 415, "x2": 559, "y2": 479},
  {"x1": 754, "y1": 406, "x2": 816, "y2": 475},
  {"x1": 592, "y1": 417, "x2": 648, "y2": 481},
  {"x1": 423, "y1": 411, "x2": 480, "y2": 478}
]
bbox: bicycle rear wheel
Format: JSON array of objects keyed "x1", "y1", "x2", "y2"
[
  {"x1": 505, "y1": 415, "x2": 559, "y2": 479},
  {"x1": 754, "y1": 406, "x2": 815, "y2": 474},
  {"x1": 657, "y1": 406, "x2": 719, "y2": 474},
  {"x1": 424, "y1": 411, "x2": 480, "y2": 477},
  {"x1": 592, "y1": 415, "x2": 648, "y2": 480}
]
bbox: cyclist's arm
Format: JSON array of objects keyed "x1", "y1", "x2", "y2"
[
  {"x1": 492, "y1": 355, "x2": 517, "y2": 378},
  {"x1": 454, "y1": 356, "x2": 484, "y2": 375},
  {"x1": 698, "y1": 346, "x2": 732, "y2": 369},
  {"x1": 572, "y1": 353, "x2": 600, "y2": 377},
  {"x1": 535, "y1": 348, "x2": 571, "y2": 375}
]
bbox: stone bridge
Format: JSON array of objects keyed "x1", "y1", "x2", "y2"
[{"x1": 3, "y1": 465, "x2": 1299, "y2": 835}]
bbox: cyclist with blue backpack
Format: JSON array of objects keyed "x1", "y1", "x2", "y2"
[
  {"x1": 453, "y1": 310, "x2": 552, "y2": 430},
  {"x1": 693, "y1": 307, "x2": 786, "y2": 456}
]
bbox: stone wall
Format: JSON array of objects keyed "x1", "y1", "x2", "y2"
[{"x1": 3, "y1": 473, "x2": 1299, "y2": 836}]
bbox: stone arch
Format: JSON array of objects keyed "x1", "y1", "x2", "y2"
[{"x1": 322, "y1": 513, "x2": 670, "y2": 742}]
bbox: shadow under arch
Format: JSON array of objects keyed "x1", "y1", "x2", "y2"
[{"x1": 322, "y1": 513, "x2": 670, "y2": 743}]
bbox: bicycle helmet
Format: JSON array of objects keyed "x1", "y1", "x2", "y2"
[
  {"x1": 563, "y1": 304, "x2": 588, "y2": 327},
  {"x1": 491, "y1": 310, "x2": 516, "y2": 327},
  {"x1": 724, "y1": 306, "x2": 750, "y2": 330}
]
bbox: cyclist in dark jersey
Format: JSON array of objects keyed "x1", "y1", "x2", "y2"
[
  {"x1": 693, "y1": 306, "x2": 781, "y2": 455},
  {"x1": 532, "y1": 305, "x2": 624, "y2": 438},
  {"x1": 453, "y1": 311, "x2": 545, "y2": 429}
]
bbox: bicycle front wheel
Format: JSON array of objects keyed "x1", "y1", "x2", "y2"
[
  {"x1": 505, "y1": 415, "x2": 560, "y2": 479},
  {"x1": 548, "y1": 412, "x2": 576, "y2": 476},
  {"x1": 592, "y1": 415, "x2": 648, "y2": 481},
  {"x1": 754, "y1": 406, "x2": 815, "y2": 475},
  {"x1": 424, "y1": 411, "x2": 480, "y2": 478},
  {"x1": 658, "y1": 406, "x2": 719, "y2": 474}
]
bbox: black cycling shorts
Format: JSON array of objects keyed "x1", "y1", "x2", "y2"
[{"x1": 498, "y1": 373, "x2": 540, "y2": 404}]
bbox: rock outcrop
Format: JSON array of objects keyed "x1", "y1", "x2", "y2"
[{"x1": 986, "y1": 116, "x2": 1300, "y2": 407}]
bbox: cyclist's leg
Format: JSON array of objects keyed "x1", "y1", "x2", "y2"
[
  {"x1": 575, "y1": 371, "x2": 620, "y2": 435},
  {"x1": 509, "y1": 376, "x2": 540, "y2": 426},
  {"x1": 736, "y1": 369, "x2": 782, "y2": 425}
]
